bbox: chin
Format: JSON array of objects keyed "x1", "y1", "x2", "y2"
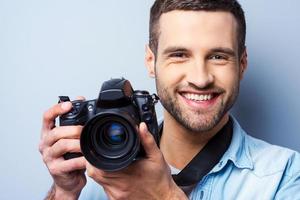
[{"x1": 177, "y1": 110, "x2": 225, "y2": 133}]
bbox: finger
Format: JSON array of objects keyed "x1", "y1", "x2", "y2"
[
  {"x1": 43, "y1": 126, "x2": 83, "y2": 147},
  {"x1": 56, "y1": 156, "x2": 86, "y2": 174},
  {"x1": 86, "y1": 162, "x2": 125, "y2": 183},
  {"x1": 139, "y1": 122, "x2": 159, "y2": 158},
  {"x1": 75, "y1": 96, "x2": 86, "y2": 101},
  {"x1": 42, "y1": 102, "x2": 72, "y2": 131},
  {"x1": 86, "y1": 162, "x2": 111, "y2": 185},
  {"x1": 48, "y1": 139, "x2": 81, "y2": 158}
]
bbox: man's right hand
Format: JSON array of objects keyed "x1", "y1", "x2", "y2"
[{"x1": 39, "y1": 100, "x2": 86, "y2": 200}]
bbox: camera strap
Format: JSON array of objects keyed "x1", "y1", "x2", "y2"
[{"x1": 158, "y1": 117, "x2": 233, "y2": 195}]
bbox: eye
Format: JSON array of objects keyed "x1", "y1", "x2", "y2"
[
  {"x1": 169, "y1": 52, "x2": 188, "y2": 58},
  {"x1": 209, "y1": 54, "x2": 226, "y2": 60}
]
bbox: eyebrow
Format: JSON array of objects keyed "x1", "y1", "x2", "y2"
[
  {"x1": 162, "y1": 46, "x2": 190, "y2": 56},
  {"x1": 210, "y1": 47, "x2": 236, "y2": 57}
]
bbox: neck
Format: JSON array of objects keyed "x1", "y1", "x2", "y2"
[{"x1": 160, "y1": 111, "x2": 229, "y2": 170}]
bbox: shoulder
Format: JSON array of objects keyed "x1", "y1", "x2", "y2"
[
  {"x1": 244, "y1": 132, "x2": 300, "y2": 178},
  {"x1": 230, "y1": 117, "x2": 300, "y2": 177},
  {"x1": 244, "y1": 136, "x2": 300, "y2": 198}
]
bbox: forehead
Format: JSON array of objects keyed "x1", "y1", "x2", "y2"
[{"x1": 157, "y1": 10, "x2": 239, "y2": 51}]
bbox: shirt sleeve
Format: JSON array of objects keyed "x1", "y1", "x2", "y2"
[{"x1": 274, "y1": 171, "x2": 300, "y2": 200}]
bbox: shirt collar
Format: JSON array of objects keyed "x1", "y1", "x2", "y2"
[{"x1": 210, "y1": 115, "x2": 254, "y2": 173}]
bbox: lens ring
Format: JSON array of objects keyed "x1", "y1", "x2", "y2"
[
  {"x1": 80, "y1": 112, "x2": 141, "y2": 171},
  {"x1": 90, "y1": 115, "x2": 136, "y2": 159}
]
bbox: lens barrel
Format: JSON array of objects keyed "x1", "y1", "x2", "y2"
[{"x1": 80, "y1": 112, "x2": 140, "y2": 171}]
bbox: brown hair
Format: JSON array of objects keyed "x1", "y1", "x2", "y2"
[{"x1": 149, "y1": 0, "x2": 246, "y2": 57}]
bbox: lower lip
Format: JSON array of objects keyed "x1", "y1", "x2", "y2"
[{"x1": 179, "y1": 93, "x2": 220, "y2": 109}]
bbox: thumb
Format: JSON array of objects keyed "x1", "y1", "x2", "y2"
[{"x1": 139, "y1": 122, "x2": 159, "y2": 158}]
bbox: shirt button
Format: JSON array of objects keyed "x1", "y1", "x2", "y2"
[
  {"x1": 200, "y1": 191, "x2": 204, "y2": 199},
  {"x1": 218, "y1": 161, "x2": 223, "y2": 167}
]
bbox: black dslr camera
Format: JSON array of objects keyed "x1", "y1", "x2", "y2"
[{"x1": 59, "y1": 78, "x2": 159, "y2": 171}]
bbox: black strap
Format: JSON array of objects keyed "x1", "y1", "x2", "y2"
[{"x1": 159, "y1": 118, "x2": 233, "y2": 194}]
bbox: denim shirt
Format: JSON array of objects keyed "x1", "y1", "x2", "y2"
[{"x1": 80, "y1": 117, "x2": 300, "y2": 200}]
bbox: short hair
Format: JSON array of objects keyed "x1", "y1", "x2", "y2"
[{"x1": 149, "y1": 0, "x2": 246, "y2": 57}]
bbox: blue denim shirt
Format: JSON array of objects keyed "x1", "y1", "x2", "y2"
[{"x1": 80, "y1": 117, "x2": 300, "y2": 200}]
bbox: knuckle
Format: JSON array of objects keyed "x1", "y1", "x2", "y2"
[
  {"x1": 43, "y1": 104, "x2": 60, "y2": 120},
  {"x1": 145, "y1": 136, "x2": 155, "y2": 148},
  {"x1": 156, "y1": 151, "x2": 164, "y2": 161},
  {"x1": 42, "y1": 149, "x2": 52, "y2": 163},
  {"x1": 48, "y1": 163, "x2": 59, "y2": 175},
  {"x1": 71, "y1": 126, "x2": 83, "y2": 135},
  {"x1": 38, "y1": 142, "x2": 44, "y2": 154},
  {"x1": 72, "y1": 158, "x2": 84, "y2": 169},
  {"x1": 114, "y1": 192, "x2": 128, "y2": 200},
  {"x1": 147, "y1": 135, "x2": 155, "y2": 144},
  {"x1": 42, "y1": 154, "x2": 49, "y2": 164},
  {"x1": 56, "y1": 139, "x2": 67, "y2": 151},
  {"x1": 50, "y1": 128, "x2": 57, "y2": 139},
  {"x1": 43, "y1": 132, "x2": 56, "y2": 147},
  {"x1": 43, "y1": 110, "x2": 51, "y2": 121},
  {"x1": 51, "y1": 127, "x2": 61, "y2": 140},
  {"x1": 87, "y1": 167, "x2": 105, "y2": 181},
  {"x1": 72, "y1": 161, "x2": 81, "y2": 170}
]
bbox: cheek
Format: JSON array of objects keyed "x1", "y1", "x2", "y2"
[
  {"x1": 214, "y1": 67, "x2": 240, "y2": 91},
  {"x1": 155, "y1": 64, "x2": 186, "y2": 88}
]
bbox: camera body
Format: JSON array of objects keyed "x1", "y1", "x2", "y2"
[{"x1": 59, "y1": 78, "x2": 159, "y2": 171}]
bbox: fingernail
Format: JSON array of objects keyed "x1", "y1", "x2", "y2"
[
  {"x1": 140, "y1": 123, "x2": 148, "y2": 135},
  {"x1": 61, "y1": 102, "x2": 71, "y2": 110}
]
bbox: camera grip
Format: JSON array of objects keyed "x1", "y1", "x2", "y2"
[
  {"x1": 58, "y1": 96, "x2": 84, "y2": 160},
  {"x1": 133, "y1": 92, "x2": 160, "y2": 145}
]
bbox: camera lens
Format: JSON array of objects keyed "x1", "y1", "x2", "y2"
[
  {"x1": 81, "y1": 113, "x2": 141, "y2": 171},
  {"x1": 102, "y1": 122, "x2": 127, "y2": 146}
]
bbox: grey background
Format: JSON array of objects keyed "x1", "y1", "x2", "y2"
[{"x1": 0, "y1": 0, "x2": 299, "y2": 199}]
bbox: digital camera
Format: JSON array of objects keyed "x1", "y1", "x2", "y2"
[{"x1": 59, "y1": 78, "x2": 159, "y2": 171}]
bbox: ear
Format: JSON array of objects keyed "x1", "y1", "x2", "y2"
[
  {"x1": 239, "y1": 48, "x2": 248, "y2": 80},
  {"x1": 145, "y1": 45, "x2": 156, "y2": 78}
]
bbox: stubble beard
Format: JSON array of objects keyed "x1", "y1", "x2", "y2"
[{"x1": 156, "y1": 78, "x2": 239, "y2": 134}]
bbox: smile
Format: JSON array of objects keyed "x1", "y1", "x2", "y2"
[{"x1": 181, "y1": 93, "x2": 214, "y2": 101}]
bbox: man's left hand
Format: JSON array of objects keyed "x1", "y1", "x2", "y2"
[{"x1": 86, "y1": 122, "x2": 187, "y2": 200}]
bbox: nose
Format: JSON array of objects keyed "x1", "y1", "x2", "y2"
[{"x1": 186, "y1": 60, "x2": 214, "y2": 89}]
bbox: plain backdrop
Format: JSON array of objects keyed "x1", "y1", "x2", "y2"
[{"x1": 0, "y1": 0, "x2": 299, "y2": 199}]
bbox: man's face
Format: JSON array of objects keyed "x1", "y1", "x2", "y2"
[{"x1": 146, "y1": 11, "x2": 247, "y2": 133}]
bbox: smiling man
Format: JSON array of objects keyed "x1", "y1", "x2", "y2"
[
  {"x1": 146, "y1": 8, "x2": 245, "y2": 176},
  {"x1": 40, "y1": 0, "x2": 300, "y2": 199}
]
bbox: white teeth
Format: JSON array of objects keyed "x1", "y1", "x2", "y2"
[{"x1": 183, "y1": 93, "x2": 213, "y2": 101}]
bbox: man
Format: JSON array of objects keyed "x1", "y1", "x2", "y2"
[{"x1": 39, "y1": 0, "x2": 300, "y2": 199}]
